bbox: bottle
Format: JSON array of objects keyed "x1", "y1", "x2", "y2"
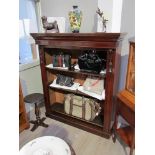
[{"x1": 68, "y1": 5, "x2": 82, "y2": 33}]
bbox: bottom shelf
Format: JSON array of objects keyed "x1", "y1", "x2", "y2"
[
  {"x1": 51, "y1": 102, "x2": 103, "y2": 127},
  {"x1": 116, "y1": 126, "x2": 134, "y2": 147},
  {"x1": 45, "y1": 103, "x2": 110, "y2": 138}
]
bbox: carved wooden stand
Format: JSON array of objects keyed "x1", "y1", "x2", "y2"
[{"x1": 24, "y1": 93, "x2": 49, "y2": 131}]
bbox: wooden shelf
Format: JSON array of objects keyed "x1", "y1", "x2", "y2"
[
  {"x1": 49, "y1": 85, "x2": 105, "y2": 101},
  {"x1": 46, "y1": 66, "x2": 106, "y2": 78},
  {"x1": 50, "y1": 102, "x2": 104, "y2": 127},
  {"x1": 31, "y1": 33, "x2": 124, "y2": 138},
  {"x1": 116, "y1": 126, "x2": 134, "y2": 147}
]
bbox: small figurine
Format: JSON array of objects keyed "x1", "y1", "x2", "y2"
[
  {"x1": 68, "y1": 61, "x2": 77, "y2": 71},
  {"x1": 96, "y1": 8, "x2": 108, "y2": 32},
  {"x1": 41, "y1": 16, "x2": 59, "y2": 33}
]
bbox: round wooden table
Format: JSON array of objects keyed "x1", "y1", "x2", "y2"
[
  {"x1": 20, "y1": 136, "x2": 75, "y2": 155},
  {"x1": 24, "y1": 93, "x2": 48, "y2": 131}
]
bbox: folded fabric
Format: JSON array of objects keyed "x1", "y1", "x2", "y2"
[
  {"x1": 83, "y1": 77, "x2": 104, "y2": 95},
  {"x1": 78, "y1": 86, "x2": 105, "y2": 100}
]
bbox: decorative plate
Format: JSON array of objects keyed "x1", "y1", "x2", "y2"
[{"x1": 20, "y1": 136, "x2": 71, "y2": 155}]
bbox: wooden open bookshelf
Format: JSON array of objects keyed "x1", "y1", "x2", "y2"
[{"x1": 31, "y1": 33, "x2": 125, "y2": 138}]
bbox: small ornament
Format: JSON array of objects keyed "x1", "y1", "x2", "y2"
[
  {"x1": 96, "y1": 8, "x2": 108, "y2": 32},
  {"x1": 41, "y1": 16, "x2": 59, "y2": 33}
]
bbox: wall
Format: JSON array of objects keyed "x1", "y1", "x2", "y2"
[
  {"x1": 119, "y1": 0, "x2": 135, "y2": 90},
  {"x1": 40, "y1": 0, "x2": 98, "y2": 32},
  {"x1": 111, "y1": 0, "x2": 123, "y2": 32},
  {"x1": 40, "y1": 0, "x2": 124, "y2": 33},
  {"x1": 19, "y1": 60, "x2": 43, "y2": 112},
  {"x1": 97, "y1": 0, "x2": 113, "y2": 32}
]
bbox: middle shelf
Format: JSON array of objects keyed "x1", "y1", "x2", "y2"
[
  {"x1": 49, "y1": 84, "x2": 105, "y2": 101},
  {"x1": 45, "y1": 63, "x2": 106, "y2": 101},
  {"x1": 46, "y1": 64, "x2": 106, "y2": 78}
]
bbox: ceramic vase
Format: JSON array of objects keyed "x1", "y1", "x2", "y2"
[{"x1": 68, "y1": 6, "x2": 82, "y2": 33}]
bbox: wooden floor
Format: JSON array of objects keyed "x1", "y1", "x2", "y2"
[{"x1": 19, "y1": 106, "x2": 134, "y2": 155}]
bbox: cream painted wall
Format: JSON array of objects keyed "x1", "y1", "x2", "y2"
[
  {"x1": 97, "y1": 0, "x2": 113, "y2": 32},
  {"x1": 41, "y1": 0, "x2": 98, "y2": 33},
  {"x1": 119, "y1": 0, "x2": 135, "y2": 90},
  {"x1": 111, "y1": 0, "x2": 123, "y2": 32},
  {"x1": 40, "y1": 0, "x2": 123, "y2": 33},
  {"x1": 120, "y1": 0, "x2": 135, "y2": 56},
  {"x1": 19, "y1": 61, "x2": 43, "y2": 112}
]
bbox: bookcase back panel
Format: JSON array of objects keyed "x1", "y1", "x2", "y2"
[
  {"x1": 55, "y1": 91, "x2": 65, "y2": 103},
  {"x1": 45, "y1": 52, "x2": 52, "y2": 65},
  {"x1": 47, "y1": 72, "x2": 55, "y2": 83},
  {"x1": 49, "y1": 90, "x2": 64, "y2": 104},
  {"x1": 49, "y1": 89, "x2": 56, "y2": 104}
]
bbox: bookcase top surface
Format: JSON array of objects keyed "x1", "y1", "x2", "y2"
[
  {"x1": 31, "y1": 33, "x2": 126, "y2": 41},
  {"x1": 31, "y1": 33, "x2": 126, "y2": 49}
]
